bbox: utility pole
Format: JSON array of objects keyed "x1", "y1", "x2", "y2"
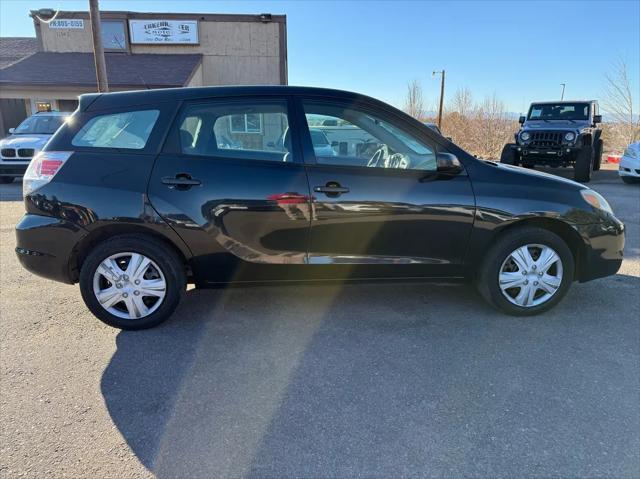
[
  {"x1": 433, "y1": 70, "x2": 445, "y2": 130},
  {"x1": 560, "y1": 83, "x2": 566, "y2": 101},
  {"x1": 89, "y1": 0, "x2": 109, "y2": 92}
]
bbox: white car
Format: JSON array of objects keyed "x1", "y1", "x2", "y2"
[
  {"x1": 0, "y1": 111, "x2": 69, "y2": 183},
  {"x1": 309, "y1": 128, "x2": 337, "y2": 157},
  {"x1": 619, "y1": 142, "x2": 640, "y2": 184}
]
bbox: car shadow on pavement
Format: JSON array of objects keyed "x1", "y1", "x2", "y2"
[{"x1": 101, "y1": 275, "x2": 640, "y2": 478}]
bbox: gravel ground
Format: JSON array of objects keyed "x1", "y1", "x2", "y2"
[{"x1": 1, "y1": 167, "x2": 638, "y2": 478}]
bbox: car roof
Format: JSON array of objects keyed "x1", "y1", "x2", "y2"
[
  {"x1": 529, "y1": 100, "x2": 596, "y2": 105},
  {"x1": 80, "y1": 85, "x2": 387, "y2": 112}
]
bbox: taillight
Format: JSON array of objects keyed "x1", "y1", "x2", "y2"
[{"x1": 23, "y1": 151, "x2": 73, "y2": 197}]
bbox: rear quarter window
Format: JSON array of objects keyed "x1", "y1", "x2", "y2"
[{"x1": 72, "y1": 110, "x2": 160, "y2": 149}]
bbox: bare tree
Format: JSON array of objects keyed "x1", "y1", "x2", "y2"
[
  {"x1": 451, "y1": 87, "x2": 474, "y2": 117},
  {"x1": 603, "y1": 58, "x2": 640, "y2": 149},
  {"x1": 404, "y1": 79, "x2": 425, "y2": 120}
]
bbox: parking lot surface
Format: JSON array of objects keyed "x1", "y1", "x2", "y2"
[{"x1": 1, "y1": 167, "x2": 639, "y2": 478}]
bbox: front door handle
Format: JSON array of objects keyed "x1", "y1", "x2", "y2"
[
  {"x1": 161, "y1": 174, "x2": 201, "y2": 189},
  {"x1": 314, "y1": 182, "x2": 349, "y2": 197}
]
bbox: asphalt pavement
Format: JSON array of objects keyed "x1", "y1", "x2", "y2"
[{"x1": 1, "y1": 166, "x2": 638, "y2": 478}]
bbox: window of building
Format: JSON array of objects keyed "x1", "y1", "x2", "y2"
[
  {"x1": 101, "y1": 20, "x2": 127, "y2": 51},
  {"x1": 72, "y1": 110, "x2": 160, "y2": 149},
  {"x1": 178, "y1": 101, "x2": 292, "y2": 162},
  {"x1": 229, "y1": 113, "x2": 263, "y2": 134},
  {"x1": 35, "y1": 101, "x2": 52, "y2": 112}
]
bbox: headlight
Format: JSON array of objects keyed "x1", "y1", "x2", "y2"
[
  {"x1": 520, "y1": 132, "x2": 530, "y2": 141},
  {"x1": 564, "y1": 132, "x2": 576, "y2": 142},
  {"x1": 581, "y1": 189, "x2": 613, "y2": 215}
]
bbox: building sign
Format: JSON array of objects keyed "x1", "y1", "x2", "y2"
[
  {"x1": 129, "y1": 19, "x2": 198, "y2": 44},
  {"x1": 48, "y1": 19, "x2": 84, "y2": 29}
]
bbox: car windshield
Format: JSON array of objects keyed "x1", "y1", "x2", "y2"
[
  {"x1": 527, "y1": 103, "x2": 589, "y2": 121},
  {"x1": 13, "y1": 115, "x2": 66, "y2": 135},
  {"x1": 310, "y1": 129, "x2": 329, "y2": 146}
]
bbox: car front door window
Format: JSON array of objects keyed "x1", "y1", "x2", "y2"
[{"x1": 302, "y1": 102, "x2": 437, "y2": 171}]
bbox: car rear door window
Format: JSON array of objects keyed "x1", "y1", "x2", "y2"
[
  {"x1": 177, "y1": 100, "x2": 293, "y2": 162},
  {"x1": 72, "y1": 110, "x2": 160, "y2": 149}
]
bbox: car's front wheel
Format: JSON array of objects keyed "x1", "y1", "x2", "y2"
[
  {"x1": 574, "y1": 145, "x2": 594, "y2": 182},
  {"x1": 79, "y1": 235, "x2": 186, "y2": 330},
  {"x1": 593, "y1": 139, "x2": 603, "y2": 171},
  {"x1": 477, "y1": 227, "x2": 574, "y2": 316},
  {"x1": 499, "y1": 144, "x2": 517, "y2": 165}
]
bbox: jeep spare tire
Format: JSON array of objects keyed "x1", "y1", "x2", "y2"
[{"x1": 574, "y1": 144, "x2": 593, "y2": 183}]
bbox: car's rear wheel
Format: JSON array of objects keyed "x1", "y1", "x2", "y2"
[
  {"x1": 499, "y1": 144, "x2": 517, "y2": 165},
  {"x1": 79, "y1": 235, "x2": 186, "y2": 330},
  {"x1": 0, "y1": 176, "x2": 14, "y2": 184},
  {"x1": 477, "y1": 227, "x2": 574, "y2": 316},
  {"x1": 574, "y1": 144, "x2": 593, "y2": 182}
]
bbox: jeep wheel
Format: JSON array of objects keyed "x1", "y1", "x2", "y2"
[
  {"x1": 499, "y1": 144, "x2": 517, "y2": 165},
  {"x1": 593, "y1": 139, "x2": 603, "y2": 171},
  {"x1": 574, "y1": 145, "x2": 593, "y2": 183}
]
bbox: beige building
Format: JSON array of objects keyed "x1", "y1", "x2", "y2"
[{"x1": 0, "y1": 10, "x2": 287, "y2": 136}]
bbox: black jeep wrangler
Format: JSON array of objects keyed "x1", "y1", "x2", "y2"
[{"x1": 500, "y1": 101, "x2": 603, "y2": 182}]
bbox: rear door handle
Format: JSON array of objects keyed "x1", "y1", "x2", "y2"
[{"x1": 161, "y1": 174, "x2": 201, "y2": 188}]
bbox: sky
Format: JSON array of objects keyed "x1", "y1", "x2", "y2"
[{"x1": 1, "y1": 0, "x2": 639, "y2": 114}]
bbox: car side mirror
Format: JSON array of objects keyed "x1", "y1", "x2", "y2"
[
  {"x1": 518, "y1": 116, "x2": 526, "y2": 124},
  {"x1": 436, "y1": 152, "x2": 463, "y2": 175},
  {"x1": 593, "y1": 114, "x2": 602, "y2": 124},
  {"x1": 8, "y1": 128, "x2": 15, "y2": 134}
]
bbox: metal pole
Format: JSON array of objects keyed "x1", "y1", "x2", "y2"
[
  {"x1": 560, "y1": 83, "x2": 566, "y2": 101},
  {"x1": 436, "y1": 70, "x2": 445, "y2": 130},
  {"x1": 89, "y1": 0, "x2": 109, "y2": 92}
]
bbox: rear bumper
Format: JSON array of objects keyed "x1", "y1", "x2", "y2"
[
  {"x1": 575, "y1": 218, "x2": 625, "y2": 282},
  {"x1": 15, "y1": 214, "x2": 87, "y2": 284}
]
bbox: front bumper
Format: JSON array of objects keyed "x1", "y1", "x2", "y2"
[
  {"x1": 574, "y1": 217, "x2": 625, "y2": 282},
  {"x1": 511, "y1": 144, "x2": 580, "y2": 160},
  {"x1": 0, "y1": 161, "x2": 29, "y2": 176},
  {"x1": 618, "y1": 156, "x2": 640, "y2": 177},
  {"x1": 15, "y1": 214, "x2": 88, "y2": 284}
]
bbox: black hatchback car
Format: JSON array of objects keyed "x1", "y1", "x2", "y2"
[{"x1": 15, "y1": 86, "x2": 624, "y2": 329}]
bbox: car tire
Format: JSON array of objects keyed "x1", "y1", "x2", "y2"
[
  {"x1": 79, "y1": 234, "x2": 186, "y2": 330},
  {"x1": 499, "y1": 144, "x2": 517, "y2": 165},
  {"x1": 621, "y1": 176, "x2": 640, "y2": 184},
  {"x1": 574, "y1": 144, "x2": 593, "y2": 183},
  {"x1": 593, "y1": 139, "x2": 603, "y2": 171},
  {"x1": 0, "y1": 176, "x2": 14, "y2": 184},
  {"x1": 477, "y1": 227, "x2": 574, "y2": 316}
]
